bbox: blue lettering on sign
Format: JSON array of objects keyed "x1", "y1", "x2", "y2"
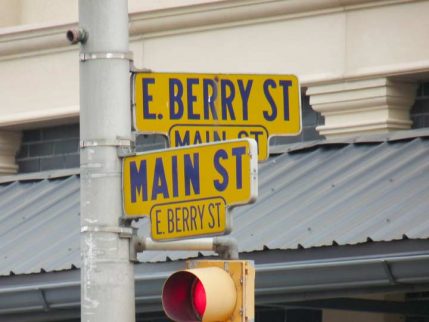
[
  {"x1": 213, "y1": 149, "x2": 229, "y2": 191},
  {"x1": 221, "y1": 79, "x2": 236, "y2": 120},
  {"x1": 203, "y1": 79, "x2": 218, "y2": 120},
  {"x1": 172, "y1": 155, "x2": 179, "y2": 197},
  {"x1": 148, "y1": 76, "x2": 292, "y2": 123},
  {"x1": 169, "y1": 78, "x2": 184, "y2": 120},
  {"x1": 154, "y1": 209, "x2": 163, "y2": 235},
  {"x1": 175, "y1": 130, "x2": 190, "y2": 146},
  {"x1": 182, "y1": 206, "x2": 190, "y2": 231},
  {"x1": 130, "y1": 160, "x2": 148, "y2": 202},
  {"x1": 167, "y1": 209, "x2": 174, "y2": 233},
  {"x1": 232, "y1": 146, "x2": 246, "y2": 189},
  {"x1": 210, "y1": 130, "x2": 226, "y2": 142},
  {"x1": 279, "y1": 80, "x2": 292, "y2": 121},
  {"x1": 208, "y1": 202, "x2": 221, "y2": 229},
  {"x1": 142, "y1": 78, "x2": 156, "y2": 119},
  {"x1": 187, "y1": 78, "x2": 200, "y2": 120},
  {"x1": 238, "y1": 130, "x2": 264, "y2": 150},
  {"x1": 263, "y1": 79, "x2": 277, "y2": 121},
  {"x1": 237, "y1": 79, "x2": 253, "y2": 121},
  {"x1": 174, "y1": 129, "x2": 227, "y2": 147},
  {"x1": 152, "y1": 157, "x2": 169, "y2": 200},
  {"x1": 193, "y1": 131, "x2": 203, "y2": 144},
  {"x1": 184, "y1": 153, "x2": 200, "y2": 196}
]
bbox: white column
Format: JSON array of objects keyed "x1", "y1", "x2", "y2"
[
  {"x1": 307, "y1": 78, "x2": 418, "y2": 138},
  {"x1": 0, "y1": 130, "x2": 21, "y2": 175}
]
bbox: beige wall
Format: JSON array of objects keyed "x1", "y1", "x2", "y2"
[
  {"x1": 0, "y1": 0, "x2": 77, "y2": 27},
  {"x1": 0, "y1": 0, "x2": 222, "y2": 27},
  {"x1": 128, "y1": 0, "x2": 223, "y2": 13},
  {"x1": 0, "y1": 0, "x2": 427, "y2": 138},
  {"x1": 20, "y1": 0, "x2": 77, "y2": 25},
  {"x1": 135, "y1": 0, "x2": 429, "y2": 82},
  {"x1": 136, "y1": 11, "x2": 346, "y2": 78},
  {"x1": 1, "y1": 0, "x2": 427, "y2": 129},
  {"x1": 0, "y1": 0, "x2": 20, "y2": 27},
  {"x1": 0, "y1": 50, "x2": 79, "y2": 128}
]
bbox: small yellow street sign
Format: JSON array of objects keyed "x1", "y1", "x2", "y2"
[
  {"x1": 150, "y1": 197, "x2": 226, "y2": 241},
  {"x1": 133, "y1": 72, "x2": 301, "y2": 160},
  {"x1": 122, "y1": 139, "x2": 258, "y2": 240}
]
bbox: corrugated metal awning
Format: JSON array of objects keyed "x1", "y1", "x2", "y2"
[{"x1": 1, "y1": 129, "x2": 429, "y2": 275}]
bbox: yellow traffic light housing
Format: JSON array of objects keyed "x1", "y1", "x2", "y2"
[{"x1": 162, "y1": 260, "x2": 255, "y2": 322}]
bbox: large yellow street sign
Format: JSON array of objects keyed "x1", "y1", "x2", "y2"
[
  {"x1": 122, "y1": 139, "x2": 258, "y2": 240},
  {"x1": 133, "y1": 72, "x2": 301, "y2": 161}
]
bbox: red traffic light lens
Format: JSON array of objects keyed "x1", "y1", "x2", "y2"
[
  {"x1": 162, "y1": 265, "x2": 241, "y2": 322},
  {"x1": 192, "y1": 279, "x2": 206, "y2": 318}
]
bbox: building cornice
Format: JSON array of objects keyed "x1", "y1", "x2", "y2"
[
  {"x1": 0, "y1": 22, "x2": 76, "y2": 60},
  {"x1": 0, "y1": 0, "x2": 413, "y2": 61},
  {"x1": 128, "y1": 0, "x2": 378, "y2": 38},
  {"x1": 0, "y1": 105, "x2": 79, "y2": 129}
]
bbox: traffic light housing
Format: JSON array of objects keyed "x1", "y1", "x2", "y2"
[{"x1": 162, "y1": 260, "x2": 255, "y2": 322}]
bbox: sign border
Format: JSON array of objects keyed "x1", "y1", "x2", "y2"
[
  {"x1": 121, "y1": 138, "x2": 258, "y2": 219},
  {"x1": 149, "y1": 195, "x2": 229, "y2": 241},
  {"x1": 131, "y1": 71, "x2": 302, "y2": 161}
]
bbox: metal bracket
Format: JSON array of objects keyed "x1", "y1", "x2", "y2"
[
  {"x1": 81, "y1": 225, "x2": 134, "y2": 239},
  {"x1": 129, "y1": 64, "x2": 152, "y2": 73},
  {"x1": 82, "y1": 226, "x2": 138, "y2": 262},
  {"x1": 37, "y1": 289, "x2": 50, "y2": 312},
  {"x1": 80, "y1": 51, "x2": 133, "y2": 62},
  {"x1": 129, "y1": 235, "x2": 141, "y2": 263},
  {"x1": 117, "y1": 134, "x2": 137, "y2": 157},
  {"x1": 117, "y1": 145, "x2": 136, "y2": 158},
  {"x1": 133, "y1": 236, "x2": 239, "y2": 260},
  {"x1": 80, "y1": 137, "x2": 135, "y2": 157},
  {"x1": 80, "y1": 138, "x2": 132, "y2": 148},
  {"x1": 382, "y1": 260, "x2": 398, "y2": 285}
]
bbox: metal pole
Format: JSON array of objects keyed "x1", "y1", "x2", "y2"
[{"x1": 79, "y1": 0, "x2": 135, "y2": 321}]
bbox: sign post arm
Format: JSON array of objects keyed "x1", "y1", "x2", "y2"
[{"x1": 133, "y1": 236, "x2": 239, "y2": 260}]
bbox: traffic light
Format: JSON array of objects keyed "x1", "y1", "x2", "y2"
[{"x1": 162, "y1": 260, "x2": 255, "y2": 322}]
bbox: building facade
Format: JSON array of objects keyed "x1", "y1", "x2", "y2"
[{"x1": 1, "y1": 1, "x2": 429, "y2": 321}]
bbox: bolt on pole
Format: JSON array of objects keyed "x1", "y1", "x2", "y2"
[{"x1": 79, "y1": 0, "x2": 135, "y2": 321}]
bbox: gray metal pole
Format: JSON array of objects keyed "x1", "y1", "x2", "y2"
[{"x1": 79, "y1": 0, "x2": 135, "y2": 321}]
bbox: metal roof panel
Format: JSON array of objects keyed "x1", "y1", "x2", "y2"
[{"x1": 0, "y1": 132, "x2": 428, "y2": 274}]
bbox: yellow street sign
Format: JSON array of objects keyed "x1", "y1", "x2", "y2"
[
  {"x1": 122, "y1": 139, "x2": 258, "y2": 240},
  {"x1": 133, "y1": 72, "x2": 301, "y2": 160},
  {"x1": 150, "y1": 197, "x2": 226, "y2": 240}
]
